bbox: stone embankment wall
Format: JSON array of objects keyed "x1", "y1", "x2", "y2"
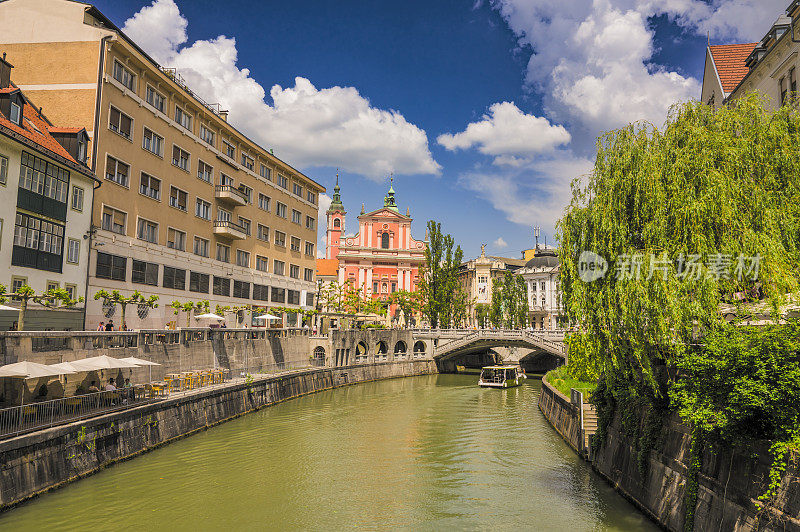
[
  {"x1": 538, "y1": 377, "x2": 800, "y2": 531},
  {"x1": 537, "y1": 375, "x2": 585, "y2": 456},
  {"x1": 0, "y1": 360, "x2": 437, "y2": 510}
]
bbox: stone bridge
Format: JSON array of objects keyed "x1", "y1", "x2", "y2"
[{"x1": 315, "y1": 328, "x2": 568, "y2": 373}]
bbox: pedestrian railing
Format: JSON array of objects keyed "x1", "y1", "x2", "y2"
[{"x1": 0, "y1": 387, "x2": 151, "y2": 439}]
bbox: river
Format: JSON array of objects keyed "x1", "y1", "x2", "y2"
[{"x1": 0, "y1": 374, "x2": 656, "y2": 530}]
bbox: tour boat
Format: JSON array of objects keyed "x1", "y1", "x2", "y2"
[{"x1": 478, "y1": 365, "x2": 526, "y2": 388}]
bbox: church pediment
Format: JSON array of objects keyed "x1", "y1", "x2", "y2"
[{"x1": 360, "y1": 207, "x2": 410, "y2": 220}]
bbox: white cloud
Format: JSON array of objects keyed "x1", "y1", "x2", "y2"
[
  {"x1": 458, "y1": 153, "x2": 593, "y2": 229},
  {"x1": 493, "y1": 237, "x2": 509, "y2": 248},
  {"x1": 122, "y1": 0, "x2": 440, "y2": 180}
]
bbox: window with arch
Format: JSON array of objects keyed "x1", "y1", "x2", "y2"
[
  {"x1": 394, "y1": 341, "x2": 407, "y2": 354},
  {"x1": 314, "y1": 346, "x2": 326, "y2": 360},
  {"x1": 376, "y1": 341, "x2": 388, "y2": 354},
  {"x1": 333, "y1": 218, "x2": 340, "y2": 228},
  {"x1": 381, "y1": 232, "x2": 390, "y2": 249}
]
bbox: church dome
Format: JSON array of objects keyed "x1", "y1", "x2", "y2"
[{"x1": 525, "y1": 248, "x2": 559, "y2": 269}]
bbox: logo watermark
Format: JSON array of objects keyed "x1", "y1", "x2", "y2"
[{"x1": 578, "y1": 252, "x2": 760, "y2": 283}]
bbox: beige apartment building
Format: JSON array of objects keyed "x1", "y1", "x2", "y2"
[
  {"x1": 702, "y1": 2, "x2": 800, "y2": 110},
  {"x1": 0, "y1": 0, "x2": 325, "y2": 329},
  {"x1": 457, "y1": 246, "x2": 527, "y2": 328}
]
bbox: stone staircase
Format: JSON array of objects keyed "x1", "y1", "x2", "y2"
[{"x1": 582, "y1": 403, "x2": 598, "y2": 452}]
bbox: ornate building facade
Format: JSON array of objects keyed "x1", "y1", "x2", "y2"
[{"x1": 321, "y1": 178, "x2": 425, "y2": 308}]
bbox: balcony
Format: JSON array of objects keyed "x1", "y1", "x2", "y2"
[
  {"x1": 213, "y1": 220, "x2": 247, "y2": 240},
  {"x1": 215, "y1": 185, "x2": 248, "y2": 207}
]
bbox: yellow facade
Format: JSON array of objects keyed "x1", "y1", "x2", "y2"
[{"x1": 0, "y1": 0, "x2": 324, "y2": 328}]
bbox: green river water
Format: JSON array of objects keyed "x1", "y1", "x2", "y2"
[{"x1": 0, "y1": 374, "x2": 657, "y2": 531}]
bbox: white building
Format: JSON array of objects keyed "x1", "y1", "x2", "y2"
[
  {"x1": 0, "y1": 55, "x2": 96, "y2": 329},
  {"x1": 516, "y1": 247, "x2": 563, "y2": 330}
]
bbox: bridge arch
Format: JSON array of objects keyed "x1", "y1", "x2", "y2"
[
  {"x1": 394, "y1": 341, "x2": 407, "y2": 358},
  {"x1": 432, "y1": 330, "x2": 566, "y2": 373},
  {"x1": 413, "y1": 341, "x2": 426, "y2": 357}
]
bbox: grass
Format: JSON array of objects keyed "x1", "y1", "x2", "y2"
[{"x1": 545, "y1": 367, "x2": 597, "y2": 398}]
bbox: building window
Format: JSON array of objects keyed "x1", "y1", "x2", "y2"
[
  {"x1": 189, "y1": 271, "x2": 209, "y2": 293},
  {"x1": 276, "y1": 202, "x2": 287, "y2": 218},
  {"x1": 167, "y1": 228, "x2": 186, "y2": 251},
  {"x1": 67, "y1": 238, "x2": 80, "y2": 264},
  {"x1": 20, "y1": 151, "x2": 70, "y2": 206},
  {"x1": 219, "y1": 173, "x2": 233, "y2": 187},
  {"x1": 136, "y1": 218, "x2": 158, "y2": 243},
  {"x1": 290, "y1": 236, "x2": 301, "y2": 252},
  {"x1": 333, "y1": 218, "x2": 340, "y2": 228},
  {"x1": 11, "y1": 276, "x2": 26, "y2": 294},
  {"x1": 175, "y1": 105, "x2": 192, "y2": 131},
  {"x1": 139, "y1": 172, "x2": 161, "y2": 200},
  {"x1": 306, "y1": 292, "x2": 315, "y2": 306},
  {"x1": 216, "y1": 243, "x2": 230, "y2": 263},
  {"x1": 291, "y1": 209, "x2": 301, "y2": 224},
  {"x1": 0, "y1": 154, "x2": 7, "y2": 185},
  {"x1": 9, "y1": 102, "x2": 20, "y2": 124},
  {"x1": 195, "y1": 198, "x2": 211, "y2": 220},
  {"x1": 217, "y1": 208, "x2": 231, "y2": 222},
  {"x1": 241, "y1": 153, "x2": 254, "y2": 170},
  {"x1": 277, "y1": 174, "x2": 288, "y2": 189},
  {"x1": 273, "y1": 260, "x2": 285, "y2": 276},
  {"x1": 253, "y1": 283, "x2": 269, "y2": 301},
  {"x1": 307, "y1": 191, "x2": 316, "y2": 204},
  {"x1": 169, "y1": 186, "x2": 187, "y2": 211},
  {"x1": 391, "y1": 282, "x2": 396, "y2": 293},
  {"x1": 172, "y1": 145, "x2": 190, "y2": 172},
  {"x1": 258, "y1": 193, "x2": 270, "y2": 212},
  {"x1": 287, "y1": 289, "x2": 300, "y2": 305},
  {"x1": 293, "y1": 183, "x2": 302, "y2": 197},
  {"x1": 236, "y1": 249, "x2": 250, "y2": 267},
  {"x1": 274, "y1": 231, "x2": 286, "y2": 247},
  {"x1": 108, "y1": 106, "x2": 132, "y2": 139},
  {"x1": 381, "y1": 233, "x2": 390, "y2": 249},
  {"x1": 239, "y1": 185, "x2": 252, "y2": 203},
  {"x1": 142, "y1": 128, "x2": 164, "y2": 156},
  {"x1": 132, "y1": 259, "x2": 159, "y2": 285},
  {"x1": 163, "y1": 266, "x2": 186, "y2": 290},
  {"x1": 233, "y1": 280, "x2": 250, "y2": 298},
  {"x1": 306, "y1": 216, "x2": 315, "y2": 230},
  {"x1": 238, "y1": 216, "x2": 251, "y2": 235},
  {"x1": 260, "y1": 164, "x2": 271, "y2": 180},
  {"x1": 71, "y1": 186, "x2": 84, "y2": 211},
  {"x1": 256, "y1": 255, "x2": 268, "y2": 272},
  {"x1": 65, "y1": 284, "x2": 77, "y2": 300},
  {"x1": 271, "y1": 286, "x2": 286, "y2": 303},
  {"x1": 193, "y1": 236, "x2": 210, "y2": 257},
  {"x1": 105, "y1": 155, "x2": 129, "y2": 187},
  {"x1": 304, "y1": 267, "x2": 314, "y2": 282},
  {"x1": 112, "y1": 60, "x2": 135, "y2": 91},
  {"x1": 200, "y1": 125, "x2": 215, "y2": 145},
  {"x1": 213, "y1": 276, "x2": 230, "y2": 296},
  {"x1": 197, "y1": 160, "x2": 213, "y2": 183},
  {"x1": 96, "y1": 252, "x2": 126, "y2": 281},
  {"x1": 257, "y1": 224, "x2": 269, "y2": 241},
  {"x1": 791, "y1": 68, "x2": 797, "y2": 101},
  {"x1": 146, "y1": 85, "x2": 165, "y2": 113},
  {"x1": 223, "y1": 140, "x2": 235, "y2": 159},
  {"x1": 305, "y1": 242, "x2": 314, "y2": 256},
  {"x1": 101, "y1": 206, "x2": 126, "y2": 234}
]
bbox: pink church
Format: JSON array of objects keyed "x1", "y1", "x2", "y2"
[{"x1": 324, "y1": 178, "x2": 425, "y2": 304}]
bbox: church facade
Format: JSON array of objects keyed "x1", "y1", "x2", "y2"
[{"x1": 323, "y1": 179, "x2": 425, "y2": 303}]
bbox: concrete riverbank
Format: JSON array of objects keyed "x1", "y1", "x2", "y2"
[
  {"x1": 538, "y1": 376, "x2": 800, "y2": 531},
  {"x1": 0, "y1": 360, "x2": 436, "y2": 511}
]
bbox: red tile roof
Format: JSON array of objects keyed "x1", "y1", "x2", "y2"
[
  {"x1": 709, "y1": 43, "x2": 757, "y2": 93},
  {"x1": 0, "y1": 92, "x2": 78, "y2": 163},
  {"x1": 316, "y1": 259, "x2": 338, "y2": 277},
  {"x1": 48, "y1": 127, "x2": 84, "y2": 134}
]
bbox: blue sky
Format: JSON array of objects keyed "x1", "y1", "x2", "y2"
[{"x1": 94, "y1": 0, "x2": 785, "y2": 259}]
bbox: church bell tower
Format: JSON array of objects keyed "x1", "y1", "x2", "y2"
[{"x1": 325, "y1": 173, "x2": 346, "y2": 260}]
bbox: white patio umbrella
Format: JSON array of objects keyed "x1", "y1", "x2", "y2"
[
  {"x1": 0, "y1": 304, "x2": 18, "y2": 311},
  {"x1": 253, "y1": 314, "x2": 280, "y2": 321},
  {"x1": 119, "y1": 357, "x2": 161, "y2": 383},
  {"x1": 0, "y1": 361, "x2": 76, "y2": 408},
  {"x1": 69, "y1": 355, "x2": 140, "y2": 371},
  {"x1": 48, "y1": 362, "x2": 82, "y2": 374},
  {"x1": 195, "y1": 313, "x2": 225, "y2": 320}
]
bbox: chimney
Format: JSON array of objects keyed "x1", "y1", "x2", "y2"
[
  {"x1": 219, "y1": 109, "x2": 228, "y2": 122},
  {"x1": 0, "y1": 53, "x2": 13, "y2": 89}
]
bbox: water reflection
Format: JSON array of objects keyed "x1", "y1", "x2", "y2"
[{"x1": 0, "y1": 374, "x2": 657, "y2": 531}]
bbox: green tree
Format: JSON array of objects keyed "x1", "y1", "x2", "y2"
[
  {"x1": 419, "y1": 220, "x2": 463, "y2": 328},
  {"x1": 390, "y1": 289, "x2": 423, "y2": 327},
  {"x1": 475, "y1": 303, "x2": 490, "y2": 328},
  {"x1": 489, "y1": 279, "x2": 503, "y2": 328},
  {"x1": 1, "y1": 285, "x2": 82, "y2": 331},
  {"x1": 94, "y1": 290, "x2": 158, "y2": 330}
]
